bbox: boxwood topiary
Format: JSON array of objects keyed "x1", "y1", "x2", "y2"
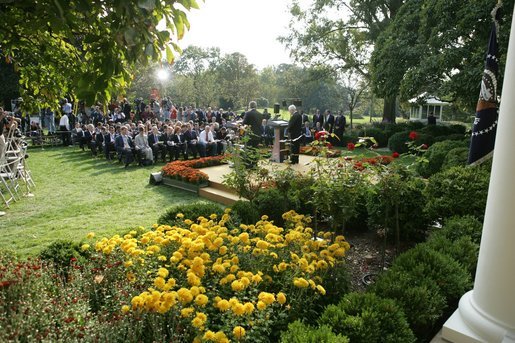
[
  {"x1": 318, "y1": 292, "x2": 416, "y2": 343},
  {"x1": 424, "y1": 166, "x2": 490, "y2": 223},
  {"x1": 229, "y1": 200, "x2": 260, "y2": 225},
  {"x1": 387, "y1": 131, "x2": 434, "y2": 154},
  {"x1": 252, "y1": 188, "x2": 290, "y2": 226},
  {"x1": 449, "y1": 124, "x2": 467, "y2": 134},
  {"x1": 436, "y1": 215, "x2": 483, "y2": 244},
  {"x1": 423, "y1": 235, "x2": 479, "y2": 276},
  {"x1": 370, "y1": 269, "x2": 447, "y2": 337},
  {"x1": 280, "y1": 321, "x2": 349, "y2": 343},
  {"x1": 158, "y1": 201, "x2": 225, "y2": 226},
  {"x1": 358, "y1": 127, "x2": 388, "y2": 147},
  {"x1": 441, "y1": 147, "x2": 469, "y2": 170},
  {"x1": 421, "y1": 124, "x2": 454, "y2": 137},
  {"x1": 416, "y1": 140, "x2": 467, "y2": 178},
  {"x1": 433, "y1": 133, "x2": 467, "y2": 143}
]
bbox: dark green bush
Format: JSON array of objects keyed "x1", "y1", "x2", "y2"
[
  {"x1": 158, "y1": 201, "x2": 225, "y2": 225},
  {"x1": 449, "y1": 124, "x2": 467, "y2": 134},
  {"x1": 39, "y1": 240, "x2": 89, "y2": 269},
  {"x1": 230, "y1": 200, "x2": 260, "y2": 224},
  {"x1": 372, "y1": 122, "x2": 409, "y2": 141},
  {"x1": 405, "y1": 121, "x2": 425, "y2": 130},
  {"x1": 252, "y1": 188, "x2": 290, "y2": 226},
  {"x1": 433, "y1": 133, "x2": 467, "y2": 143},
  {"x1": 388, "y1": 130, "x2": 434, "y2": 154},
  {"x1": 358, "y1": 127, "x2": 388, "y2": 147},
  {"x1": 441, "y1": 147, "x2": 469, "y2": 170},
  {"x1": 424, "y1": 235, "x2": 479, "y2": 276},
  {"x1": 346, "y1": 187, "x2": 369, "y2": 232},
  {"x1": 340, "y1": 133, "x2": 359, "y2": 146},
  {"x1": 421, "y1": 124, "x2": 454, "y2": 137},
  {"x1": 287, "y1": 175, "x2": 316, "y2": 216},
  {"x1": 416, "y1": 140, "x2": 467, "y2": 178},
  {"x1": 390, "y1": 244, "x2": 472, "y2": 303},
  {"x1": 424, "y1": 166, "x2": 490, "y2": 222},
  {"x1": 367, "y1": 176, "x2": 429, "y2": 242},
  {"x1": 436, "y1": 215, "x2": 483, "y2": 245},
  {"x1": 280, "y1": 321, "x2": 349, "y2": 343},
  {"x1": 371, "y1": 269, "x2": 447, "y2": 337},
  {"x1": 318, "y1": 292, "x2": 415, "y2": 343}
]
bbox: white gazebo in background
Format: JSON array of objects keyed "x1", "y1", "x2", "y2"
[{"x1": 408, "y1": 94, "x2": 451, "y2": 122}]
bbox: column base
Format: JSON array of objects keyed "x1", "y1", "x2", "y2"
[{"x1": 442, "y1": 291, "x2": 515, "y2": 343}]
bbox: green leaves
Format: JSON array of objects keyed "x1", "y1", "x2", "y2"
[{"x1": 137, "y1": 0, "x2": 156, "y2": 11}]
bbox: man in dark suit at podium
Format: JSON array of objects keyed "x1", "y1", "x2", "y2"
[
  {"x1": 242, "y1": 101, "x2": 262, "y2": 168},
  {"x1": 288, "y1": 105, "x2": 302, "y2": 165}
]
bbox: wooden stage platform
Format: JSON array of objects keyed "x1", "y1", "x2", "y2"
[{"x1": 197, "y1": 154, "x2": 317, "y2": 205}]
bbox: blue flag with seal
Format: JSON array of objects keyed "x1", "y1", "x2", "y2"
[{"x1": 468, "y1": 3, "x2": 502, "y2": 165}]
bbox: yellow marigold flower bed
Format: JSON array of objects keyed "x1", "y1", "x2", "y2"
[{"x1": 89, "y1": 210, "x2": 350, "y2": 342}]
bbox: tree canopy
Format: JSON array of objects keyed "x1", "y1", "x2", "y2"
[{"x1": 0, "y1": 0, "x2": 197, "y2": 110}]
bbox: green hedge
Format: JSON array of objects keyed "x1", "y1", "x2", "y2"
[
  {"x1": 252, "y1": 188, "x2": 290, "y2": 226},
  {"x1": 416, "y1": 140, "x2": 467, "y2": 178},
  {"x1": 229, "y1": 200, "x2": 260, "y2": 225},
  {"x1": 318, "y1": 292, "x2": 415, "y2": 343},
  {"x1": 358, "y1": 127, "x2": 388, "y2": 147},
  {"x1": 424, "y1": 166, "x2": 490, "y2": 222},
  {"x1": 388, "y1": 130, "x2": 434, "y2": 154},
  {"x1": 441, "y1": 147, "x2": 469, "y2": 170},
  {"x1": 280, "y1": 321, "x2": 349, "y2": 343}
]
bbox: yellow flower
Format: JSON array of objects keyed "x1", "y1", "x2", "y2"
[
  {"x1": 154, "y1": 276, "x2": 166, "y2": 290},
  {"x1": 251, "y1": 274, "x2": 263, "y2": 284},
  {"x1": 233, "y1": 326, "x2": 246, "y2": 340},
  {"x1": 124, "y1": 260, "x2": 133, "y2": 268},
  {"x1": 127, "y1": 272, "x2": 136, "y2": 283},
  {"x1": 203, "y1": 330, "x2": 216, "y2": 341},
  {"x1": 184, "y1": 219, "x2": 193, "y2": 225},
  {"x1": 231, "y1": 280, "x2": 245, "y2": 292},
  {"x1": 176, "y1": 213, "x2": 184, "y2": 218},
  {"x1": 219, "y1": 246, "x2": 228, "y2": 255},
  {"x1": 217, "y1": 299, "x2": 231, "y2": 312},
  {"x1": 232, "y1": 302, "x2": 245, "y2": 316},
  {"x1": 316, "y1": 284, "x2": 326, "y2": 295},
  {"x1": 243, "y1": 302, "x2": 255, "y2": 314},
  {"x1": 177, "y1": 288, "x2": 193, "y2": 304},
  {"x1": 191, "y1": 312, "x2": 207, "y2": 328},
  {"x1": 195, "y1": 294, "x2": 209, "y2": 307},
  {"x1": 157, "y1": 267, "x2": 169, "y2": 278},
  {"x1": 257, "y1": 300, "x2": 267, "y2": 311},
  {"x1": 214, "y1": 331, "x2": 229, "y2": 343},
  {"x1": 256, "y1": 240, "x2": 269, "y2": 250},
  {"x1": 181, "y1": 307, "x2": 195, "y2": 318},
  {"x1": 293, "y1": 277, "x2": 310, "y2": 288},
  {"x1": 210, "y1": 213, "x2": 218, "y2": 220},
  {"x1": 81, "y1": 244, "x2": 90, "y2": 251},
  {"x1": 158, "y1": 255, "x2": 167, "y2": 261},
  {"x1": 121, "y1": 305, "x2": 130, "y2": 313},
  {"x1": 213, "y1": 264, "x2": 226, "y2": 274},
  {"x1": 258, "y1": 292, "x2": 275, "y2": 305},
  {"x1": 87, "y1": 232, "x2": 95, "y2": 239},
  {"x1": 277, "y1": 292, "x2": 287, "y2": 305}
]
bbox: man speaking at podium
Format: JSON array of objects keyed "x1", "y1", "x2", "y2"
[
  {"x1": 242, "y1": 101, "x2": 262, "y2": 168},
  {"x1": 288, "y1": 104, "x2": 302, "y2": 165}
]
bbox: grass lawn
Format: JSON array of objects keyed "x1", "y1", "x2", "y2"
[{"x1": 0, "y1": 146, "x2": 200, "y2": 257}]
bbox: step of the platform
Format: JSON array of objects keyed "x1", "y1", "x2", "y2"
[
  {"x1": 208, "y1": 180, "x2": 237, "y2": 194},
  {"x1": 199, "y1": 186, "x2": 244, "y2": 206}
]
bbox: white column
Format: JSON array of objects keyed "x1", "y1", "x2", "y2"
[{"x1": 442, "y1": 8, "x2": 515, "y2": 343}]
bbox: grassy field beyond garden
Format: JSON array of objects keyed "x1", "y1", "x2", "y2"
[{"x1": 0, "y1": 147, "x2": 199, "y2": 256}]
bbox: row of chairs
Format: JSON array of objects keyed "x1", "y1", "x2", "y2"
[{"x1": 0, "y1": 124, "x2": 36, "y2": 208}]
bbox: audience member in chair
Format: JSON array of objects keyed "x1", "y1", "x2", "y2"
[
  {"x1": 162, "y1": 126, "x2": 175, "y2": 162},
  {"x1": 199, "y1": 124, "x2": 217, "y2": 157},
  {"x1": 103, "y1": 126, "x2": 117, "y2": 160},
  {"x1": 84, "y1": 124, "x2": 98, "y2": 156},
  {"x1": 148, "y1": 126, "x2": 162, "y2": 163},
  {"x1": 115, "y1": 126, "x2": 134, "y2": 168},
  {"x1": 134, "y1": 126, "x2": 153, "y2": 165},
  {"x1": 71, "y1": 123, "x2": 84, "y2": 150},
  {"x1": 184, "y1": 123, "x2": 199, "y2": 159}
]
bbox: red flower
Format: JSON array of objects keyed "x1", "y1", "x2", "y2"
[
  {"x1": 421, "y1": 144, "x2": 428, "y2": 149},
  {"x1": 409, "y1": 131, "x2": 419, "y2": 140},
  {"x1": 326, "y1": 143, "x2": 333, "y2": 149},
  {"x1": 344, "y1": 156, "x2": 353, "y2": 161},
  {"x1": 347, "y1": 142, "x2": 355, "y2": 151},
  {"x1": 315, "y1": 130, "x2": 328, "y2": 141},
  {"x1": 392, "y1": 152, "x2": 400, "y2": 158}
]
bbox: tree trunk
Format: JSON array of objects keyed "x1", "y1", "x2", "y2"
[
  {"x1": 382, "y1": 94, "x2": 396, "y2": 123},
  {"x1": 349, "y1": 108, "x2": 353, "y2": 129}
]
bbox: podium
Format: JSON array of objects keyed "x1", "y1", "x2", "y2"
[{"x1": 268, "y1": 120, "x2": 289, "y2": 163}]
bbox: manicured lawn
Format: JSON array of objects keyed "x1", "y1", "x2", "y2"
[{"x1": 0, "y1": 146, "x2": 200, "y2": 256}]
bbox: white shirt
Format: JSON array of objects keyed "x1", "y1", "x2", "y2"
[
  {"x1": 63, "y1": 102, "x2": 72, "y2": 114},
  {"x1": 59, "y1": 114, "x2": 70, "y2": 130},
  {"x1": 199, "y1": 130, "x2": 215, "y2": 144}
]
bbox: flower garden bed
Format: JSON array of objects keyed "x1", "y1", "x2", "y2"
[{"x1": 161, "y1": 156, "x2": 227, "y2": 193}]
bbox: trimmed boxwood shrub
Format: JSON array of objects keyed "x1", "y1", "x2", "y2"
[
  {"x1": 339, "y1": 133, "x2": 359, "y2": 146},
  {"x1": 158, "y1": 201, "x2": 224, "y2": 225},
  {"x1": 358, "y1": 127, "x2": 388, "y2": 147},
  {"x1": 367, "y1": 175, "x2": 429, "y2": 242},
  {"x1": 39, "y1": 240, "x2": 90, "y2": 283},
  {"x1": 436, "y1": 215, "x2": 483, "y2": 244},
  {"x1": 416, "y1": 140, "x2": 467, "y2": 178},
  {"x1": 252, "y1": 188, "x2": 290, "y2": 226},
  {"x1": 229, "y1": 200, "x2": 260, "y2": 224},
  {"x1": 449, "y1": 124, "x2": 467, "y2": 134},
  {"x1": 423, "y1": 235, "x2": 479, "y2": 276},
  {"x1": 318, "y1": 292, "x2": 416, "y2": 343},
  {"x1": 421, "y1": 124, "x2": 454, "y2": 137},
  {"x1": 441, "y1": 147, "x2": 469, "y2": 170},
  {"x1": 424, "y1": 166, "x2": 490, "y2": 223},
  {"x1": 370, "y1": 269, "x2": 447, "y2": 337},
  {"x1": 405, "y1": 121, "x2": 425, "y2": 130},
  {"x1": 280, "y1": 321, "x2": 349, "y2": 343},
  {"x1": 388, "y1": 130, "x2": 434, "y2": 154},
  {"x1": 433, "y1": 133, "x2": 467, "y2": 143},
  {"x1": 286, "y1": 175, "x2": 316, "y2": 216},
  {"x1": 389, "y1": 244, "x2": 472, "y2": 303}
]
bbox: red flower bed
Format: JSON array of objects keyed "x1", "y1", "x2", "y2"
[
  {"x1": 161, "y1": 156, "x2": 226, "y2": 184},
  {"x1": 300, "y1": 146, "x2": 341, "y2": 158},
  {"x1": 351, "y1": 155, "x2": 394, "y2": 171}
]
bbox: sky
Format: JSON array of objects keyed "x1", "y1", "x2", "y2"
[{"x1": 177, "y1": 0, "x2": 298, "y2": 69}]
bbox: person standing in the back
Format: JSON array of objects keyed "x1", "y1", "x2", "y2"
[
  {"x1": 242, "y1": 101, "x2": 262, "y2": 168},
  {"x1": 288, "y1": 104, "x2": 302, "y2": 165}
]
